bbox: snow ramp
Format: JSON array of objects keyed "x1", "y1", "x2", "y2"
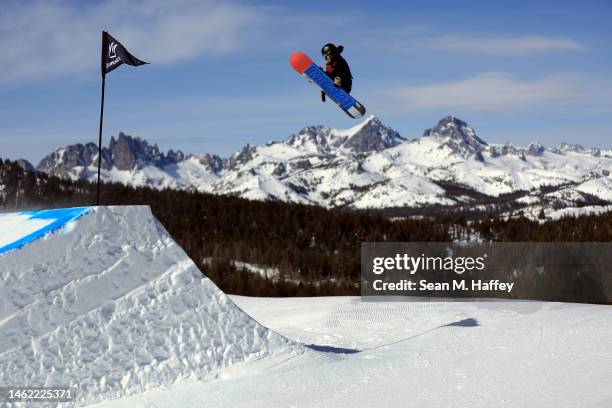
[{"x1": 0, "y1": 206, "x2": 296, "y2": 405}]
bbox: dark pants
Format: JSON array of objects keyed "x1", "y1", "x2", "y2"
[{"x1": 325, "y1": 72, "x2": 351, "y2": 93}]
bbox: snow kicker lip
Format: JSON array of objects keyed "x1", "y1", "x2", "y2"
[{"x1": 0, "y1": 207, "x2": 93, "y2": 255}]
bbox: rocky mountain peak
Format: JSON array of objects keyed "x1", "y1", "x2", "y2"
[
  {"x1": 227, "y1": 143, "x2": 257, "y2": 170},
  {"x1": 526, "y1": 142, "x2": 545, "y2": 156},
  {"x1": 109, "y1": 132, "x2": 174, "y2": 170},
  {"x1": 342, "y1": 115, "x2": 405, "y2": 153},
  {"x1": 559, "y1": 142, "x2": 585, "y2": 153},
  {"x1": 489, "y1": 142, "x2": 525, "y2": 160},
  {"x1": 194, "y1": 153, "x2": 224, "y2": 173},
  {"x1": 424, "y1": 116, "x2": 487, "y2": 145},
  {"x1": 423, "y1": 116, "x2": 488, "y2": 159},
  {"x1": 286, "y1": 126, "x2": 332, "y2": 151},
  {"x1": 286, "y1": 116, "x2": 405, "y2": 155},
  {"x1": 37, "y1": 142, "x2": 107, "y2": 178},
  {"x1": 37, "y1": 132, "x2": 185, "y2": 177}
]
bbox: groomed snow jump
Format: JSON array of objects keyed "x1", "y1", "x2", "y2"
[{"x1": 0, "y1": 206, "x2": 297, "y2": 405}]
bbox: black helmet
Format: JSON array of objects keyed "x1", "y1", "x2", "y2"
[{"x1": 321, "y1": 43, "x2": 344, "y2": 56}]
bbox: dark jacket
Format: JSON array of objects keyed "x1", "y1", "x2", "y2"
[{"x1": 325, "y1": 55, "x2": 352, "y2": 93}]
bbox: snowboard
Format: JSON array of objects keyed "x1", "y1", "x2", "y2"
[{"x1": 290, "y1": 52, "x2": 366, "y2": 119}]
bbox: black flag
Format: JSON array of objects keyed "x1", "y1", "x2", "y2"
[
  {"x1": 101, "y1": 31, "x2": 147, "y2": 76},
  {"x1": 95, "y1": 31, "x2": 147, "y2": 205}
]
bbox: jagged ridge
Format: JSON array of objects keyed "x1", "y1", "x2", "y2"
[{"x1": 19, "y1": 115, "x2": 612, "y2": 216}]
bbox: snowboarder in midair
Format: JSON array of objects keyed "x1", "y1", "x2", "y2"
[{"x1": 320, "y1": 43, "x2": 352, "y2": 101}]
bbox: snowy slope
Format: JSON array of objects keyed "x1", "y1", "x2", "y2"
[
  {"x1": 92, "y1": 296, "x2": 612, "y2": 408},
  {"x1": 0, "y1": 206, "x2": 297, "y2": 406}
]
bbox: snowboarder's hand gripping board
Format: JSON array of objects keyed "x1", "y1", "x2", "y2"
[{"x1": 290, "y1": 52, "x2": 366, "y2": 119}]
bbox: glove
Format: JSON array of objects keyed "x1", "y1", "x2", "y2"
[{"x1": 333, "y1": 77, "x2": 342, "y2": 86}]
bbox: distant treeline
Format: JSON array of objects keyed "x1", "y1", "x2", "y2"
[{"x1": 1, "y1": 158, "x2": 611, "y2": 298}]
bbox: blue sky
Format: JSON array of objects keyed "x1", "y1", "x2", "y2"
[{"x1": 1, "y1": 0, "x2": 611, "y2": 163}]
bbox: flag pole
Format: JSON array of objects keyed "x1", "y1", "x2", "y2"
[
  {"x1": 96, "y1": 73, "x2": 105, "y2": 206},
  {"x1": 95, "y1": 30, "x2": 147, "y2": 205},
  {"x1": 96, "y1": 31, "x2": 107, "y2": 206}
]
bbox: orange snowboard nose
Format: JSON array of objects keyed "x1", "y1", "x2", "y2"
[{"x1": 290, "y1": 52, "x2": 314, "y2": 73}]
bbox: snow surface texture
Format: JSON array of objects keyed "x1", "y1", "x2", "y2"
[
  {"x1": 0, "y1": 206, "x2": 296, "y2": 406},
  {"x1": 94, "y1": 296, "x2": 612, "y2": 408},
  {"x1": 38, "y1": 116, "x2": 612, "y2": 217}
]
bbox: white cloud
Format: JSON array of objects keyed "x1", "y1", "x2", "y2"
[
  {"x1": 422, "y1": 35, "x2": 589, "y2": 56},
  {"x1": 421, "y1": 35, "x2": 588, "y2": 56},
  {"x1": 360, "y1": 27, "x2": 588, "y2": 56},
  {"x1": 0, "y1": 0, "x2": 263, "y2": 84},
  {"x1": 389, "y1": 72, "x2": 588, "y2": 112}
]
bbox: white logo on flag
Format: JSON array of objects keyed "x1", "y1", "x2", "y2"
[{"x1": 108, "y1": 42, "x2": 118, "y2": 60}]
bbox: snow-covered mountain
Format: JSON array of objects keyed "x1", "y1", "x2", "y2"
[{"x1": 30, "y1": 115, "x2": 612, "y2": 218}]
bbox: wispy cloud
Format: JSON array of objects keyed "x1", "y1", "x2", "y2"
[
  {"x1": 0, "y1": 0, "x2": 263, "y2": 84},
  {"x1": 360, "y1": 27, "x2": 588, "y2": 56},
  {"x1": 422, "y1": 35, "x2": 589, "y2": 56},
  {"x1": 388, "y1": 72, "x2": 588, "y2": 112}
]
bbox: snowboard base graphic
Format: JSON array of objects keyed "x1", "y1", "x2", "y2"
[{"x1": 290, "y1": 52, "x2": 366, "y2": 119}]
